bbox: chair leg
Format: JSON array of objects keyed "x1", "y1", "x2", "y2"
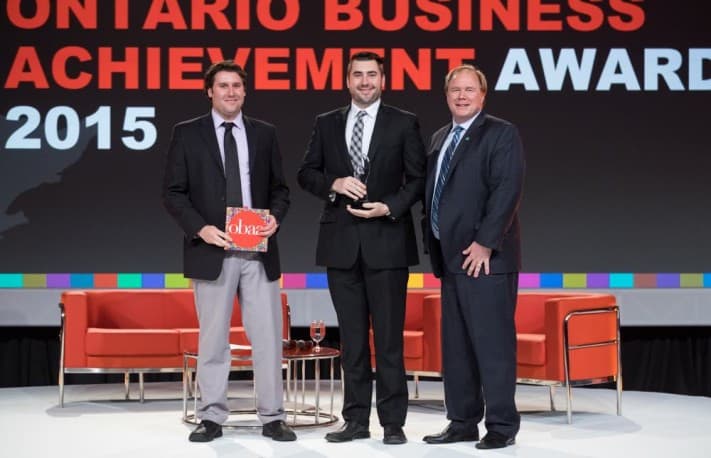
[
  {"x1": 139, "y1": 373, "x2": 145, "y2": 403},
  {"x1": 414, "y1": 374, "x2": 420, "y2": 399},
  {"x1": 549, "y1": 385, "x2": 555, "y2": 411},
  {"x1": 124, "y1": 372, "x2": 130, "y2": 400},
  {"x1": 58, "y1": 372, "x2": 65, "y2": 407},
  {"x1": 616, "y1": 375, "x2": 623, "y2": 416},
  {"x1": 566, "y1": 384, "x2": 573, "y2": 424}
]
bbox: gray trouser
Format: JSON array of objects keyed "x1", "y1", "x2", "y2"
[{"x1": 193, "y1": 254, "x2": 285, "y2": 424}]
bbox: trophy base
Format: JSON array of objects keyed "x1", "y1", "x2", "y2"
[{"x1": 350, "y1": 198, "x2": 370, "y2": 210}]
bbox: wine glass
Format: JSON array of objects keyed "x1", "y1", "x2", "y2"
[{"x1": 310, "y1": 320, "x2": 326, "y2": 352}]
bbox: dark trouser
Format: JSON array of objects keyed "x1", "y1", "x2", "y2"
[
  {"x1": 327, "y1": 259, "x2": 408, "y2": 427},
  {"x1": 441, "y1": 271, "x2": 520, "y2": 438}
]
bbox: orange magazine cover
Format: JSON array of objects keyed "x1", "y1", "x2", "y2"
[{"x1": 224, "y1": 207, "x2": 270, "y2": 252}]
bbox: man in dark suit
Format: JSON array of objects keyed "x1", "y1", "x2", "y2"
[
  {"x1": 163, "y1": 60, "x2": 295, "y2": 443},
  {"x1": 297, "y1": 52, "x2": 426, "y2": 445},
  {"x1": 422, "y1": 65, "x2": 525, "y2": 450}
]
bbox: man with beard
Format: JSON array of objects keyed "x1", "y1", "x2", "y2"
[{"x1": 298, "y1": 52, "x2": 426, "y2": 445}]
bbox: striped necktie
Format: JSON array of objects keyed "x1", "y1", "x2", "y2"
[
  {"x1": 430, "y1": 125, "x2": 464, "y2": 239},
  {"x1": 348, "y1": 110, "x2": 367, "y2": 176}
]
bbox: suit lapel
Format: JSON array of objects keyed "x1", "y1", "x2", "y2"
[
  {"x1": 425, "y1": 125, "x2": 450, "y2": 208},
  {"x1": 244, "y1": 115, "x2": 258, "y2": 172},
  {"x1": 198, "y1": 114, "x2": 224, "y2": 175},
  {"x1": 367, "y1": 104, "x2": 390, "y2": 163},
  {"x1": 443, "y1": 113, "x2": 487, "y2": 184},
  {"x1": 336, "y1": 106, "x2": 354, "y2": 175}
]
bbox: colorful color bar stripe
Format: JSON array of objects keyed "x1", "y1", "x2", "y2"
[{"x1": 0, "y1": 273, "x2": 710, "y2": 289}]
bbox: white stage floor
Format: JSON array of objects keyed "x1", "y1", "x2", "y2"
[{"x1": 2, "y1": 380, "x2": 710, "y2": 458}]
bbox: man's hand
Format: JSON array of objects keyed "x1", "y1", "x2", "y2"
[
  {"x1": 198, "y1": 225, "x2": 232, "y2": 249},
  {"x1": 257, "y1": 215, "x2": 278, "y2": 238},
  {"x1": 462, "y1": 241, "x2": 492, "y2": 277},
  {"x1": 331, "y1": 176, "x2": 367, "y2": 200},
  {"x1": 347, "y1": 202, "x2": 390, "y2": 219}
]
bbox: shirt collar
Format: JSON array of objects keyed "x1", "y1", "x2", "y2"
[
  {"x1": 451, "y1": 110, "x2": 480, "y2": 133},
  {"x1": 350, "y1": 98, "x2": 381, "y2": 119},
  {"x1": 212, "y1": 109, "x2": 244, "y2": 130}
]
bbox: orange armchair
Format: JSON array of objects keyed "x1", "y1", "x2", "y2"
[
  {"x1": 515, "y1": 292, "x2": 622, "y2": 423},
  {"x1": 369, "y1": 290, "x2": 442, "y2": 398},
  {"x1": 59, "y1": 289, "x2": 290, "y2": 406}
]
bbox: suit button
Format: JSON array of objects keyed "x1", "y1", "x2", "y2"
[{"x1": 220, "y1": 196, "x2": 225, "y2": 202}]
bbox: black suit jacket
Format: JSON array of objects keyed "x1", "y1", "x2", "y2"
[
  {"x1": 424, "y1": 112, "x2": 525, "y2": 278},
  {"x1": 163, "y1": 113, "x2": 290, "y2": 281},
  {"x1": 297, "y1": 104, "x2": 426, "y2": 269}
]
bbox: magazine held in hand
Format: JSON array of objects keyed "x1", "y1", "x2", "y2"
[{"x1": 225, "y1": 207, "x2": 270, "y2": 252}]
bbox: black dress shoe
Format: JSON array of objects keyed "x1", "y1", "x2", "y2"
[
  {"x1": 189, "y1": 420, "x2": 223, "y2": 442},
  {"x1": 475, "y1": 431, "x2": 515, "y2": 449},
  {"x1": 383, "y1": 425, "x2": 407, "y2": 444},
  {"x1": 325, "y1": 422, "x2": 370, "y2": 442},
  {"x1": 423, "y1": 423, "x2": 479, "y2": 444},
  {"x1": 262, "y1": 419, "x2": 297, "y2": 441}
]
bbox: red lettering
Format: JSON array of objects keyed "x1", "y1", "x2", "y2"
[
  {"x1": 4, "y1": 46, "x2": 49, "y2": 88},
  {"x1": 168, "y1": 48, "x2": 204, "y2": 89},
  {"x1": 57, "y1": 0, "x2": 96, "y2": 29},
  {"x1": 97, "y1": 47, "x2": 139, "y2": 89},
  {"x1": 391, "y1": 49, "x2": 431, "y2": 90},
  {"x1": 257, "y1": 0, "x2": 299, "y2": 31},
  {"x1": 324, "y1": 0, "x2": 362, "y2": 30},
  {"x1": 435, "y1": 48, "x2": 476, "y2": 72},
  {"x1": 567, "y1": 0, "x2": 604, "y2": 32},
  {"x1": 457, "y1": 0, "x2": 472, "y2": 30},
  {"x1": 6, "y1": 0, "x2": 50, "y2": 29},
  {"x1": 295, "y1": 48, "x2": 343, "y2": 90},
  {"x1": 143, "y1": 0, "x2": 187, "y2": 29},
  {"x1": 206, "y1": 48, "x2": 252, "y2": 68},
  {"x1": 235, "y1": 0, "x2": 250, "y2": 30},
  {"x1": 192, "y1": 0, "x2": 230, "y2": 30},
  {"x1": 370, "y1": 0, "x2": 408, "y2": 31},
  {"x1": 609, "y1": 0, "x2": 645, "y2": 31},
  {"x1": 52, "y1": 46, "x2": 92, "y2": 89},
  {"x1": 414, "y1": 0, "x2": 452, "y2": 32},
  {"x1": 146, "y1": 47, "x2": 161, "y2": 89},
  {"x1": 528, "y1": 0, "x2": 562, "y2": 31},
  {"x1": 115, "y1": 0, "x2": 129, "y2": 28},
  {"x1": 255, "y1": 48, "x2": 290, "y2": 90},
  {"x1": 480, "y1": 0, "x2": 520, "y2": 31}
]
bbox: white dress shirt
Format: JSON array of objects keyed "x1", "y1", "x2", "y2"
[
  {"x1": 345, "y1": 98, "x2": 381, "y2": 163},
  {"x1": 433, "y1": 112, "x2": 480, "y2": 189},
  {"x1": 212, "y1": 109, "x2": 252, "y2": 208}
]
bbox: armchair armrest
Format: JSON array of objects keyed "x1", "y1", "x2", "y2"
[
  {"x1": 60, "y1": 291, "x2": 90, "y2": 368},
  {"x1": 543, "y1": 294, "x2": 618, "y2": 381}
]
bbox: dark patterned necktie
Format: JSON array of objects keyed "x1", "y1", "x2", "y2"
[
  {"x1": 223, "y1": 122, "x2": 242, "y2": 206},
  {"x1": 348, "y1": 110, "x2": 367, "y2": 176},
  {"x1": 431, "y1": 125, "x2": 464, "y2": 239}
]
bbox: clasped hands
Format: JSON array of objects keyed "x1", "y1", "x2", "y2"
[
  {"x1": 331, "y1": 176, "x2": 390, "y2": 219},
  {"x1": 198, "y1": 215, "x2": 278, "y2": 249}
]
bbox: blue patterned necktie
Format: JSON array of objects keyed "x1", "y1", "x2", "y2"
[
  {"x1": 431, "y1": 125, "x2": 464, "y2": 239},
  {"x1": 348, "y1": 110, "x2": 367, "y2": 176}
]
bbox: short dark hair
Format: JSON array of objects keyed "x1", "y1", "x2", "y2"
[
  {"x1": 444, "y1": 64, "x2": 487, "y2": 93},
  {"x1": 347, "y1": 51, "x2": 385, "y2": 76},
  {"x1": 204, "y1": 60, "x2": 247, "y2": 95}
]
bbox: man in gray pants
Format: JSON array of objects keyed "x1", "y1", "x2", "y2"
[{"x1": 163, "y1": 60, "x2": 294, "y2": 442}]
